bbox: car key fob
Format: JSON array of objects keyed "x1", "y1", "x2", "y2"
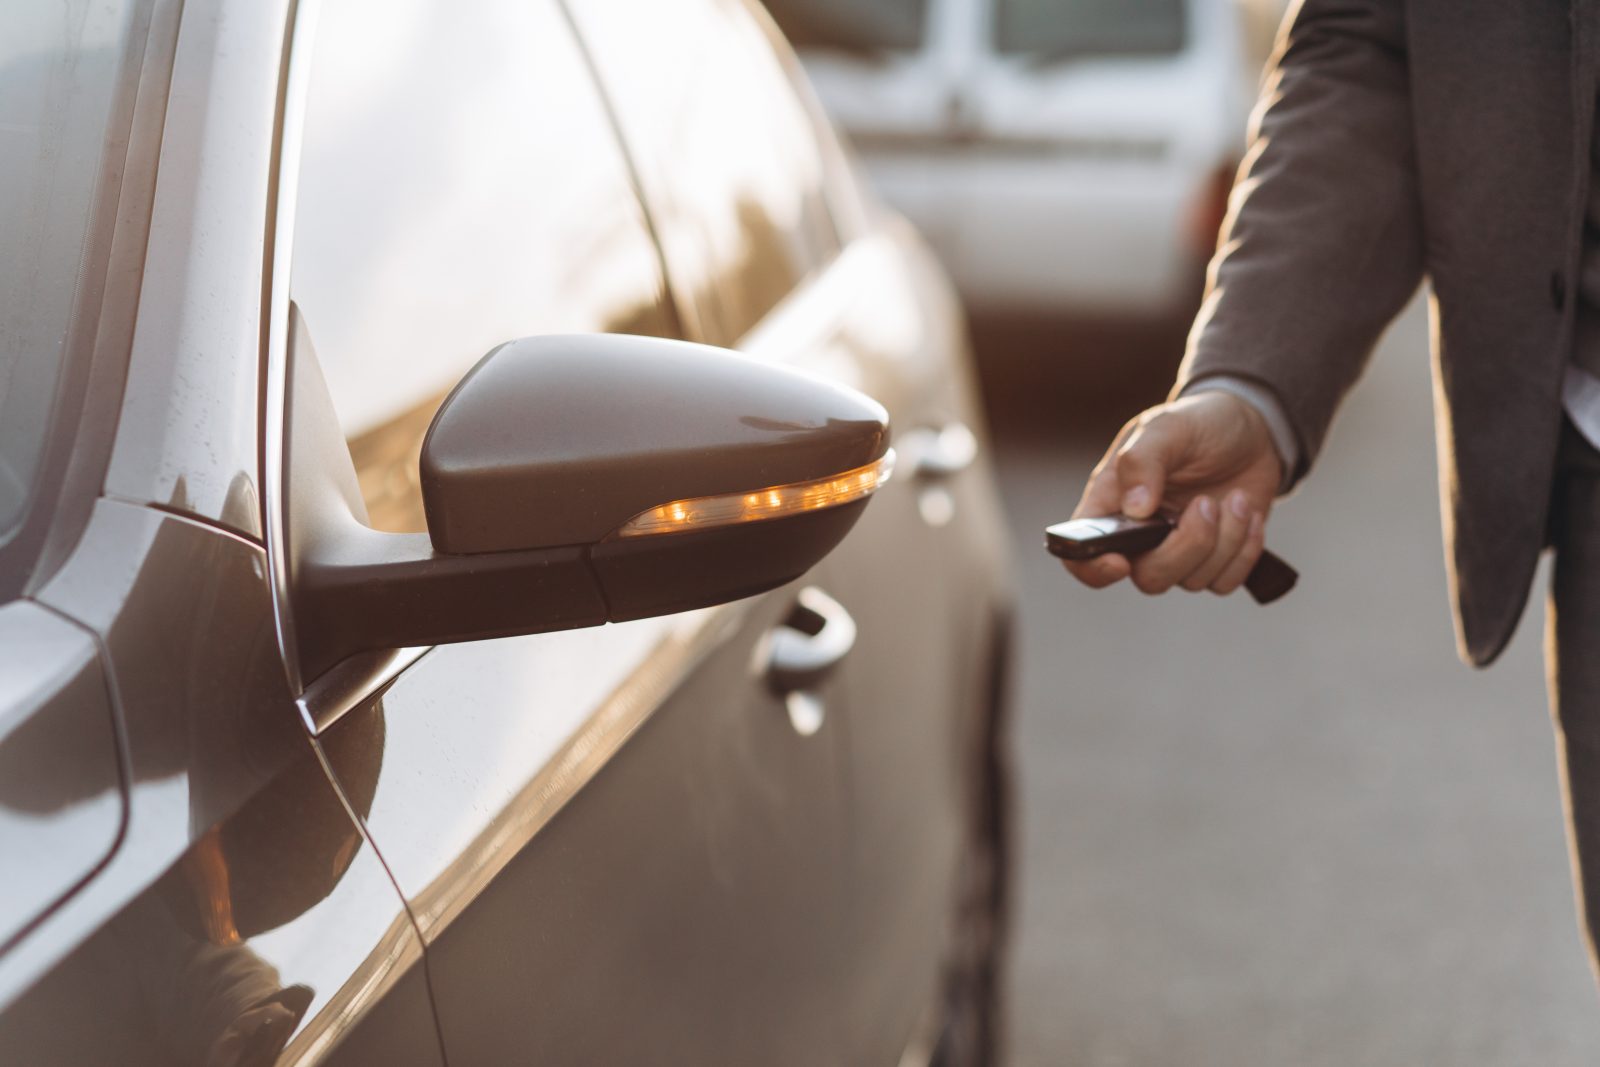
[{"x1": 1045, "y1": 513, "x2": 1297, "y2": 605}]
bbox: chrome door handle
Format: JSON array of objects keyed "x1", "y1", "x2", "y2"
[
  {"x1": 900, "y1": 421, "x2": 977, "y2": 527},
  {"x1": 901, "y1": 421, "x2": 977, "y2": 480},
  {"x1": 765, "y1": 587, "x2": 856, "y2": 736}
]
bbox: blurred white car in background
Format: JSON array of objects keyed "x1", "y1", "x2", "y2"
[{"x1": 765, "y1": 0, "x2": 1281, "y2": 324}]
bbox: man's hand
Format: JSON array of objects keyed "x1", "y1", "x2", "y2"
[{"x1": 1062, "y1": 391, "x2": 1283, "y2": 596}]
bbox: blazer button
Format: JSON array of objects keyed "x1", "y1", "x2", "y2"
[{"x1": 1553, "y1": 270, "x2": 1568, "y2": 311}]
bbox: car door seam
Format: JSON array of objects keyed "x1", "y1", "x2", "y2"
[{"x1": 2, "y1": 602, "x2": 135, "y2": 960}]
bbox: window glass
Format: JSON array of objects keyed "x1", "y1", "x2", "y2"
[
  {"x1": 0, "y1": 0, "x2": 148, "y2": 543},
  {"x1": 761, "y1": 0, "x2": 929, "y2": 55},
  {"x1": 291, "y1": 0, "x2": 677, "y2": 533},
  {"x1": 994, "y1": 0, "x2": 1188, "y2": 59},
  {"x1": 756, "y1": 6, "x2": 874, "y2": 245},
  {"x1": 567, "y1": 0, "x2": 840, "y2": 348}
]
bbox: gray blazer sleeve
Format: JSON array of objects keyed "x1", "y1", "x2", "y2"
[{"x1": 1174, "y1": 0, "x2": 1424, "y2": 488}]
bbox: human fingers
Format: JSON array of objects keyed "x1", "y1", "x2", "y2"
[
  {"x1": 1183, "y1": 488, "x2": 1252, "y2": 591},
  {"x1": 1061, "y1": 552, "x2": 1131, "y2": 589},
  {"x1": 1113, "y1": 410, "x2": 1191, "y2": 519},
  {"x1": 1210, "y1": 510, "x2": 1267, "y2": 595},
  {"x1": 1061, "y1": 417, "x2": 1148, "y2": 591},
  {"x1": 1071, "y1": 437, "x2": 1129, "y2": 521},
  {"x1": 1128, "y1": 495, "x2": 1218, "y2": 595}
]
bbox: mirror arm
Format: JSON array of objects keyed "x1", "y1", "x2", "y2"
[
  {"x1": 285, "y1": 311, "x2": 610, "y2": 681},
  {"x1": 293, "y1": 521, "x2": 609, "y2": 682}
]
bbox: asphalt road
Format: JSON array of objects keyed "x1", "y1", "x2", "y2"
[{"x1": 984, "y1": 300, "x2": 1600, "y2": 1065}]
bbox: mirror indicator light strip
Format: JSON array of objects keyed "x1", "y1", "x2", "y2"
[{"x1": 615, "y1": 450, "x2": 895, "y2": 538}]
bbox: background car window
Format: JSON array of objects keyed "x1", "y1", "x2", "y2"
[
  {"x1": 760, "y1": 0, "x2": 929, "y2": 55},
  {"x1": 567, "y1": 0, "x2": 841, "y2": 348},
  {"x1": 291, "y1": 0, "x2": 678, "y2": 533},
  {"x1": 994, "y1": 0, "x2": 1189, "y2": 58}
]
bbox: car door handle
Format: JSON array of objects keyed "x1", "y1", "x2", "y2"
[
  {"x1": 902, "y1": 421, "x2": 977, "y2": 480},
  {"x1": 767, "y1": 587, "x2": 856, "y2": 693},
  {"x1": 901, "y1": 421, "x2": 977, "y2": 527},
  {"x1": 765, "y1": 588, "x2": 855, "y2": 736}
]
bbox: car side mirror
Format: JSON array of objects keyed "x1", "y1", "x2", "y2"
[{"x1": 282, "y1": 309, "x2": 891, "y2": 682}]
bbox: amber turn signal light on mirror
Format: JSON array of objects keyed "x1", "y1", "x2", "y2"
[{"x1": 614, "y1": 451, "x2": 896, "y2": 538}]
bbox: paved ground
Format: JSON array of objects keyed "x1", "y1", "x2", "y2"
[{"x1": 983, "y1": 300, "x2": 1600, "y2": 1065}]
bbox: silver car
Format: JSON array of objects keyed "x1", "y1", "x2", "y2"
[
  {"x1": 0, "y1": 0, "x2": 1014, "y2": 1064},
  {"x1": 768, "y1": 0, "x2": 1272, "y2": 322}
]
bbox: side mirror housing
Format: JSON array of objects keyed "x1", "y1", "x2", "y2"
[{"x1": 283, "y1": 316, "x2": 891, "y2": 681}]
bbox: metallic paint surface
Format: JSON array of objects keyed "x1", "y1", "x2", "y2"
[
  {"x1": 16, "y1": 502, "x2": 301, "y2": 998},
  {"x1": 580, "y1": 4, "x2": 1014, "y2": 1057},
  {"x1": 324, "y1": 590, "x2": 859, "y2": 1064},
  {"x1": 103, "y1": 0, "x2": 292, "y2": 540},
  {"x1": 262, "y1": 0, "x2": 318, "y2": 694},
  {"x1": 0, "y1": 501, "x2": 439, "y2": 1066},
  {"x1": 0, "y1": 603, "x2": 124, "y2": 954},
  {"x1": 275, "y1": 9, "x2": 860, "y2": 1057},
  {"x1": 746, "y1": 222, "x2": 1014, "y2": 1060},
  {"x1": 369, "y1": 607, "x2": 744, "y2": 939},
  {"x1": 419, "y1": 334, "x2": 890, "y2": 553},
  {"x1": 0, "y1": 1, "x2": 1015, "y2": 1063}
]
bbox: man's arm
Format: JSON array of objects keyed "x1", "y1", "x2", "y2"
[
  {"x1": 1178, "y1": 0, "x2": 1424, "y2": 487},
  {"x1": 1182, "y1": 376, "x2": 1301, "y2": 493},
  {"x1": 1062, "y1": 0, "x2": 1423, "y2": 595}
]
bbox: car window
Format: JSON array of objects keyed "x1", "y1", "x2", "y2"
[
  {"x1": 993, "y1": 0, "x2": 1189, "y2": 59},
  {"x1": 0, "y1": 1, "x2": 149, "y2": 552},
  {"x1": 567, "y1": 0, "x2": 841, "y2": 348},
  {"x1": 290, "y1": 0, "x2": 678, "y2": 533},
  {"x1": 753, "y1": 5, "x2": 874, "y2": 246},
  {"x1": 761, "y1": 0, "x2": 929, "y2": 55}
]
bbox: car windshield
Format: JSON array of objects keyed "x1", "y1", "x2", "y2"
[
  {"x1": 0, "y1": 1, "x2": 146, "y2": 543},
  {"x1": 761, "y1": 0, "x2": 928, "y2": 55},
  {"x1": 994, "y1": 0, "x2": 1188, "y2": 59}
]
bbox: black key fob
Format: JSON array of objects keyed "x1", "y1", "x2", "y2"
[{"x1": 1046, "y1": 513, "x2": 1297, "y2": 605}]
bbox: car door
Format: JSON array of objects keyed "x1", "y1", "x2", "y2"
[
  {"x1": 2, "y1": 502, "x2": 448, "y2": 1067},
  {"x1": 0, "y1": 605, "x2": 124, "y2": 964},
  {"x1": 280, "y1": 1, "x2": 857, "y2": 1062},
  {"x1": 566, "y1": 1, "x2": 1014, "y2": 1058}
]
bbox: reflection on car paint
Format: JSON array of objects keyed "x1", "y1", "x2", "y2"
[
  {"x1": 1, "y1": 503, "x2": 439, "y2": 1065},
  {"x1": 0, "y1": 605, "x2": 123, "y2": 955},
  {"x1": 566, "y1": 0, "x2": 841, "y2": 347}
]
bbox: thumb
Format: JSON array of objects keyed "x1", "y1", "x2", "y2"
[{"x1": 1113, "y1": 413, "x2": 1187, "y2": 518}]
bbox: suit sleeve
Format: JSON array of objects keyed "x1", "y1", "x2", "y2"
[{"x1": 1174, "y1": 0, "x2": 1423, "y2": 487}]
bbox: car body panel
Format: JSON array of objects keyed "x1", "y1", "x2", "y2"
[
  {"x1": 0, "y1": 603, "x2": 123, "y2": 955},
  {"x1": 0, "y1": 0, "x2": 1014, "y2": 1063},
  {"x1": 103, "y1": 0, "x2": 287, "y2": 540},
  {"x1": 746, "y1": 220, "x2": 1013, "y2": 1058},
  {"x1": 1, "y1": 500, "x2": 437, "y2": 1064},
  {"x1": 326, "y1": 593, "x2": 857, "y2": 1064},
  {"x1": 281, "y1": 4, "x2": 859, "y2": 1059},
  {"x1": 574, "y1": 2, "x2": 1015, "y2": 1053},
  {"x1": 575, "y1": 3, "x2": 1009, "y2": 1045}
]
